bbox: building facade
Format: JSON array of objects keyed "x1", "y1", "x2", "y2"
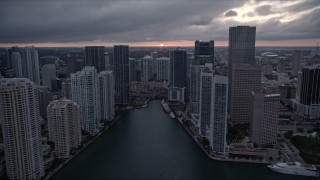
[
  {"x1": 47, "y1": 99, "x2": 82, "y2": 158},
  {"x1": 169, "y1": 49, "x2": 187, "y2": 88},
  {"x1": 229, "y1": 64, "x2": 261, "y2": 123},
  {"x1": 141, "y1": 55, "x2": 153, "y2": 83},
  {"x1": 251, "y1": 90, "x2": 280, "y2": 146},
  {"x1": 157, "y1": 57, "x2": 170, "y2": 81},
  {"x1": 71, "y1": 66, "x2": 101, "y2": 136},
  {"x1": 0, "y1": 78, "x2": 44, "y2": 179},
  {"x1": 99, "y1": 70, "x2": 115, "y2": 121},
  {"x1": 114, "y1": 45, "x2": 129, "y2": 106},
  {"x1": 194, "y1": 40, "x2": 214, "y2": 65},
  {"x1": 41, "y1": 64, "x2": 56, "y2": 90},
  {"x1": 85, "y1": 46, "x2": 106, "y2": 72},
  {"x1": 292, "y1": 50, "x2": 302, "y2": 77},
  {"x1": 199, "y1": 73, "x2": 228, "y2": 155}
]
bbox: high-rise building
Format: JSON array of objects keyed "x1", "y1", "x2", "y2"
[
  {"x1": 229, "y1": 64, "x2": 261, "y2": 123},
  {"x1": 189, "y1": 64, "x2": 211, "y2": 117},
  {"x1": 114, "y1": 45, "x2": 129, "y2": 105},
  {"x1": 47, "y1": 98, "x2": 82, "y2": 159},
  {"x1": 292, "y1": 50, "x2": 302, "y2": 77},
  {"x1": 199, "y1": 73, "x2": 228, "y2": 155},
  {"x1": 292, "y1": 65, "x2": 320, "y2": 119},
  {"x1": 129, "y1": 58, "x2": 140, "y2": 82},
  {"x1": 11, "y1": 52, "x2": 23, "y2": 77},
  {"x1": 23, "y1": 46, "x2": 41, "y2": 84},
  {"x1": 297, "y1": 65, "x2": 320, "y2": 105},
  {"x1": 0, "y1": 78, "x2": 44, "y2": 179},
  {"x1": 157, "y1": 57, "x2": 170, "y2": 81},
  {"x1": 251, "y1": 90, "x2": 280, "y2": 146},
  {"x1": 228, "y1": 26, "x2": 256, "y2": 65},
  {"x1": 169, "y1": 48, "x2": 187, "y2": 88},
  {"x1": 141, "y1": 55, "x2": 153, "y2": 83},
  {"x1": 228, "y1": 26, "x2": 260, "y2": 123},
  {"x1": 151, "y1": 51, "x2": 158, "y2": 73},
  {"x1": 71, "y1": 66, "x2": 101, "y2": 136},
  {"x1": 194, "y1": 40, "x2": 214, "y2": 65},
  {"x1": 105, "y1": 52, "x2": 111, "y2": 70},
  {"x1": 74, "y1": 59, "x2": 85, "y2": 72},
  {"x1": 37, "y1": 86, "x2": 53, "y2": 119},
  {"x1": 41, "y1": 64, "x2": 56, "y2": 90},
  {"x1": 85, "y1": 46, "x2": 106, "y2": 72},
  {"x1": 62, "y1": 78, "x2": 72, "y2": 99},
  {"x1": 99, "y1": 70, "x2": 115, "y2": 121}
]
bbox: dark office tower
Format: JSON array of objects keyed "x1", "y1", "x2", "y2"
[
  {"x1": 129, "y1": 58, "x2": 138, "y2": 82},
  {"x1": 74, "y1": 59, "x2": 85, "y2": 72},
  {"x1": 296, "y1": 65, "x2": 320, "y2": 105},
  {"x1": 170, "y1": 48, "x2": 187, "y2": 88},
  {"x1": 228, "y1": 26, "x2": 256, "y2": 65},
  {"x1": 194, "y1": 40, "x2": 214, "y2": 65},
  {"x1": 114, "y1": 45, "x2": 129, "y2": 106},
  {"x1": 6, "y1": 46, "x2": 20, "y2": 70},
  {"x1": 85, "y1": 46, "x2": 105, "y2": 72}
]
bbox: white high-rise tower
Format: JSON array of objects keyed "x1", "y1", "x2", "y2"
[{"x1": 0, "y1": 78, "x2": 44, "y2": 179}]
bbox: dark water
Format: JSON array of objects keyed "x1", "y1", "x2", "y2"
[{"x1": 51, "y1": 100, "x2": 316, "y2": 180}]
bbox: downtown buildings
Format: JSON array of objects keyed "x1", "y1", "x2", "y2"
[
  {"x1": 251, "y1": 90, "x2": 280, "y2": 146},
  {"x1": 47, "y1": 99, "x2": 82, "y2": 159},
  {"x1": 157, "y1": 57, "x2": 170, "y2": 81},
  {"x1": 71, "y1": 66, "x2": 115, "y2": 136},
  {"x1": 114, "y1": 45, "x2": 129, "y2": 106},
  {"x1": 199, "y1": 73, "x2": 228, "y2": 155},
  {"x1": 228, "y1": 26, "x2": 262, "y2": 123},
  {"x1": 291, "y1": 65, "x2": 320, "y2": 119},
  {"x1": 0, "y1": 78, "x2": 44, "y2": 179},
  {"x1": 85, "y1": 46, "x2": 106, "y2": 72},
  {"x1": 6, "y1": 46, "x2": 41, "y2": 84}
]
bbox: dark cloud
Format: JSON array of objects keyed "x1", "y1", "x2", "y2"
[
  {"x1": 190, "y1": 16, "x2": 212, "y2": 26},
  {"x1": 0, "y1": 0, "x2": 318, "y2": 44},
  {"x1": 225, "y1": 10, "x2": 237, "y2": 17},
  {"x1": 255, "y1": 5, "x2": 272, "y2": 15}
]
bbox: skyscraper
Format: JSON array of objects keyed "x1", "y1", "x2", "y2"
[
  {"x1": 194, "y1": 40, "x2": 214, "y2": 65},
  {"x1": 47, "y1": 98, "x2": 82, "y2": 159},
  {"x1": 71, "y1": 66, "x2": 101, "y2": 136},
  {"x1": 189, "y1": 64, "x2": 211, "y2": 117},
  {"x1": 41, "y1": 64, "x2": 56, "y2": 90},
  {"x1": 292, "y1": 65, "x2": 320, "y2": 119},
  {"x1": 169, "y1": 48, "x2": 187, "y2": 88},
  {"x1": 23, "y1": 46, "x2": 41, "y2": 84},
  {"x1": 114, "y1": 45, "x2": 129, "y2": 106},
  {"x1": 129, "y1": 58, "x2": 141, "y2": 82},
  {"x1": 228, "y1": 26, "x2": 256, "y2": 65},
  {"x1": 292, "y1": 50, "x2": 302, "y2": 77},
  {"x1": 11, "y1": 52, "x2": 23, "y2": 77},
  {"x1": 141, "y1": 55, "x2": 153, "y2": 83},
  {"x1": 62, "y1": 78, "x2": 72, "y2": 99},
  {"x1": 199, "y1": 73, "x2": 228, "y2": 154},
  {"x1": 229, "y1": 64, "x2": 261, "y2": 123},
  {"x1": 0, "y1": 78, "x2": 44, "y2": 179},
  {"x1": 99, "y1": 70, "x2": 115, "y2": 121},
  {"x1": 151, "y1": 51, "x2": 158, "y2": 73},
  {"x1": 251, "y1": 90, "x2": 280, "y2": 146},
  {"x1": 157, "y1": 57, "x2": 170, "y2": 81},
  {"x1": 228, "y1": 26, "x2": 260, "y2": 124},
  {"x1": 37, "y1": 85, "x2": 53, "y2": 119},
  {"x1": 85, "y1": 46, "x2": 106, "y2": 72}
]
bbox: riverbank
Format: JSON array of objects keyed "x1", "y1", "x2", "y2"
[
  {"x1": 169, "y1": 102, "x2": 269, "y2": 164},
  {"x1": 45, "y1": 115, "x2": 121, "y2": 180}
]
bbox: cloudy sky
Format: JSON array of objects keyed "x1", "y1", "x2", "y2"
[{"x1": 0, "y1": 0, "x2": 319, "y2": 47}]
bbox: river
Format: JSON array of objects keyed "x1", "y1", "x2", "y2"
[{"x1": 51, "y1": 100, "x2": 315, "y2": 180}]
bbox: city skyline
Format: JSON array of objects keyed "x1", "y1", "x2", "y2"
[{"x1": 0, "y1": 0, "x2": 319, "y2": 47}]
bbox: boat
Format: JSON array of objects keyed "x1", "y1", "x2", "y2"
[
  {"x1": 170, "y1": 112, "x2": 176, "y2": 119},
  {"x1": 161, "y1": 99, "x2": 170, "y2": 113},
  {"x1": 268, "y1": 162, "x2": 319, "y2": 177}
]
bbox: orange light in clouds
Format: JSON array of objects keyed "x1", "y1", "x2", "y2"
[{"x1": 159, "y1": 44, "x2": 164, "y2": 47}]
